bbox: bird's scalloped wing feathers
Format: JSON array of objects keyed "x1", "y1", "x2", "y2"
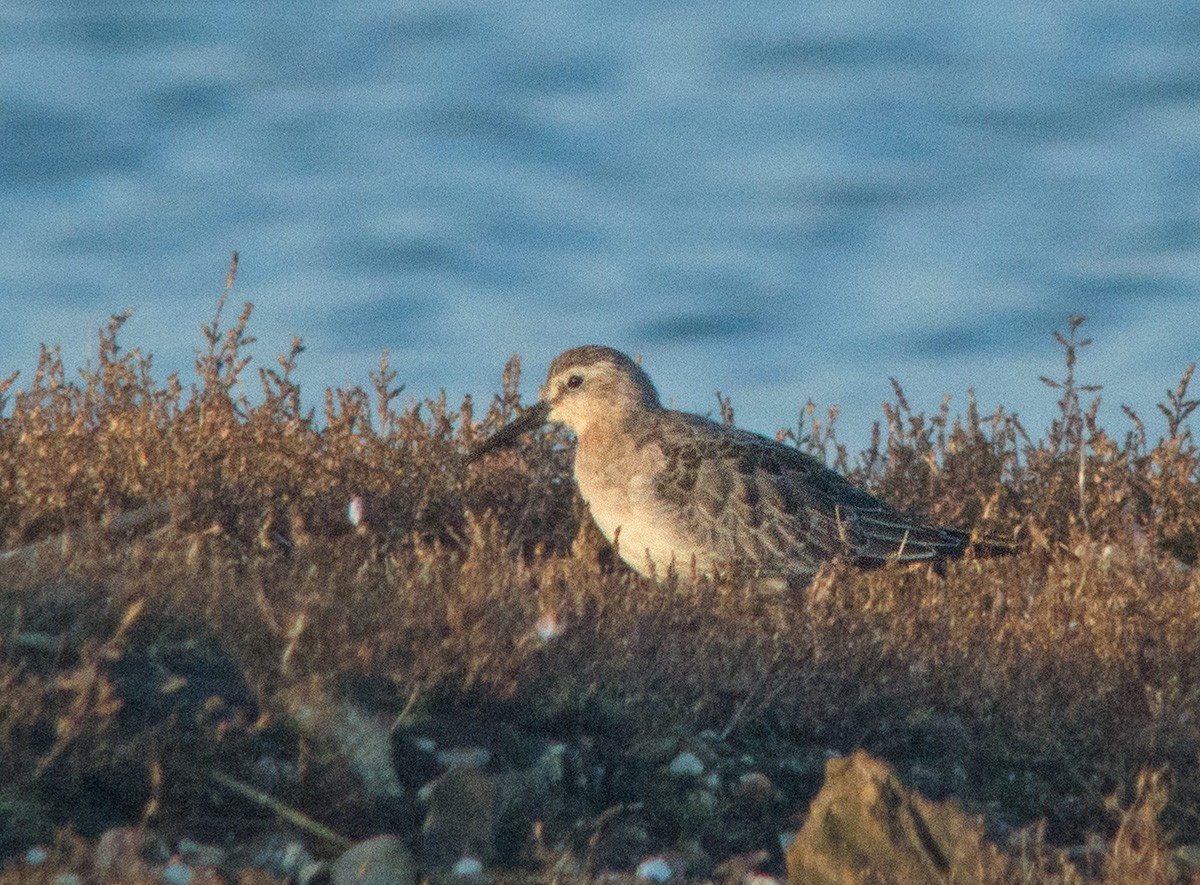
[{"x1": 650, "y1": 411, "x2": 970, "y2": 570}]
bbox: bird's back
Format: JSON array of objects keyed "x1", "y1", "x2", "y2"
[{"x1": 632, "y1": 410, "x2": 975, "y2": 582}]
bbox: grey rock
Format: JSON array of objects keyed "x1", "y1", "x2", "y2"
[{"x1": 331, "y1": 834, "x2": 418, "y2": 885}]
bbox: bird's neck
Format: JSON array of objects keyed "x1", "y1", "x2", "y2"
[{"x1": 574, "y1": 405, "x2": 655, "y2": 473}]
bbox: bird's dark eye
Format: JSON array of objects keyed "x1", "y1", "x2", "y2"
[{"x1": 566, "y1": 374, "x2": 584, "y2": 389}]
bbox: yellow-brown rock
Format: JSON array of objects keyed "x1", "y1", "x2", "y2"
[{"x1": 786, "y1": 750, "x2": 1002, "y2": 885}]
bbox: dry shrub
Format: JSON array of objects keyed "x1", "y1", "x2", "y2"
[
  {"x1": 0, "y1": 288, "x2": 1197, "y2": 882},
  {"x1": 1104, "y1": 770, "x2": 1174, "y2": 885}
]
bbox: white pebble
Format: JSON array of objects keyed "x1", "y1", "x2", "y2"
[
  {"x1": 535, "y1": 609, "x2": 564, "y2": 640},
  {"x1": 667, "y1": 751, "x2": 704, "y2": 777},
  {"x1": 162, "y1": 862, "x2": 194, "y2": 885},
  {"x1": 635, "y1": 856, "x2": 676, "y2": 881},
  {"x1": 451, "y1": 855, "x2": 483, "y2": 877}
]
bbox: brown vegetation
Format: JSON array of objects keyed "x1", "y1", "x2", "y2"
[{"x1": 0, "y1": 281, "x2": 1197, "y2": 882}]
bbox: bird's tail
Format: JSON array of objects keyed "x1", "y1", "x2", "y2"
[{"x1": 841, "y1": 508, "x2": 1015, "y2": 571}]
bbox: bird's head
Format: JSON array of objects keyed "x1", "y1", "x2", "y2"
[{"x1": 466, "y1": 345, "x2": 660, "y2": 461}]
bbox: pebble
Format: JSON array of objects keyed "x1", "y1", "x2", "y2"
[
  {"x1": 93, "y1": 827, "x2": 152, "y2": 881},
  {"x1": 667, "y1": 751, "x2": 704, "y2": 778},
  {"x1": 177, "y1": 838, "x2": 226, "y2": 869},
  {"x1": 25, "y1": 846, "x2": 48, "y2": 865},
  {"x1": 451, "y1": 855, "x2": 484, "y2": 877},
  {"x1": 162, "y1": 862, "x2": 194, "y2": 885},
  {"x1": 732, "y1": 771, "x2": 776, "y2": 804},
  {"x1": 635, "y1": 855, "x2": 677, "y2": 881},
  {"x1": 534, "y1": 609, "x2": 565, "y2": 640}
]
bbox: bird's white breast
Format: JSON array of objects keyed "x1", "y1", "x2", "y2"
[{"x1": 573, "y1": 430, "x2": 707, "y2": 577}]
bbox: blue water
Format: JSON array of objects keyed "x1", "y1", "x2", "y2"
[{"x1": 3, "y1": 1, "x2": 1198, "y2": 449}]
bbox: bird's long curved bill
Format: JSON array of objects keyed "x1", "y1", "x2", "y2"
[{"x1": 465, "y1": 401, "x2": 551, "y2": 463}]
